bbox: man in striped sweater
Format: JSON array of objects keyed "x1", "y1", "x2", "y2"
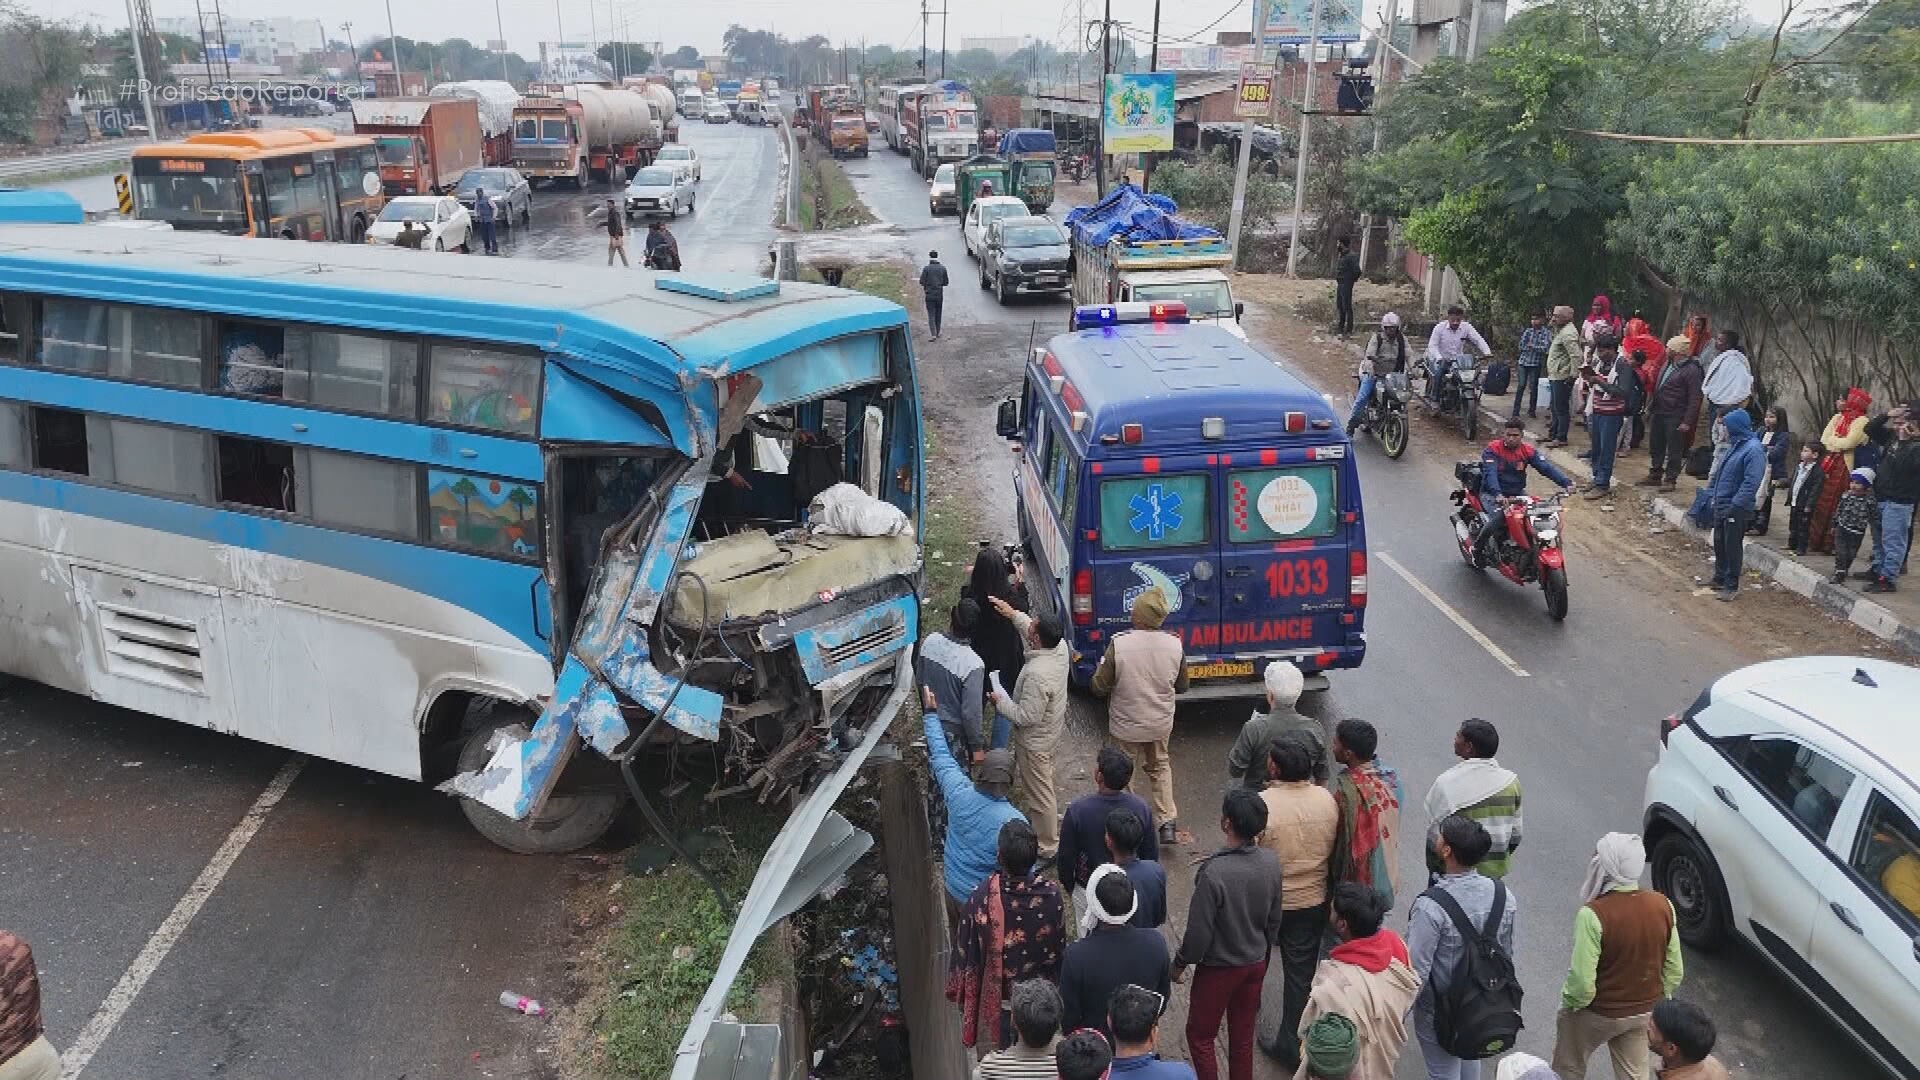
[{"x1": 1421, "y1": 718, "x2": 1523, "y2": 881}]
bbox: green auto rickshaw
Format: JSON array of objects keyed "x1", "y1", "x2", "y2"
[{"x1": 955, "y1": 155, "x2": 1012, "y2": 225}]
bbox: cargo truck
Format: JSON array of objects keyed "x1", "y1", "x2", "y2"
[
  {"x1": 350, "y1": 96, "x2": 483, "y2": 196},
  {"x1": 511, "y1": 86, "x2": 660, "y2": 187},
  {"x1": 428, "y1": 81, "x2": 520, "y2": 167},
  {"x1": 828, "y1": 107, "x2": 869, "y2": 158},
  {"x1": 1067, "y1": 187, "x2": 1246, "y2": 340},
  {"x1": 903, "y1": 81, "x2": 980, "y2": 179},
  {"x1": 998, "y1": 128, "x2": 1057, "y2": 213}
]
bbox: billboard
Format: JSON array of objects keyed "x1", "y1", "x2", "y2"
[
  {"x1": 1102, "y1": 72, "x2": 1175, "y2": 154},
  {"x1": 1235, "y1": 64, "x2": 1276, "y2": 119},
  {"x1": 1259, "y1": 0, "x2": 1364, "y2": 43}
]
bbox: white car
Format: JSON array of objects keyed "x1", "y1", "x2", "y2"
[
  {"x1": 655, "y1": 145, "x2": 701, "y2": 183},
  {"x1": 625, "y1": 165, "x2": 694, "y2": 219},
  {"x1": 963, "y1": 195, "x2": 1031, "y2": 259},
  {"x1": 704, "y1": 103, "x2": 731, "y2": 124},
  {"x1": 1643, "y1": 656, "x2": 1920, "y2": 1077},
  {"x1": 366, "y1": 195, "x2": 471, "y2": 252}
]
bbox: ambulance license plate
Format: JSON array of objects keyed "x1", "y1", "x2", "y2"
[{"x1": 1187, "y1": 660, "x2": 1255, "y2": 680}]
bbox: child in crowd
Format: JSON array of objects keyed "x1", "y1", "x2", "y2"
[
  {"x1": 1786, "y1": 443, "x2": 1824, "y2": 556},
  {"x1": 1832, "y1": 468, "x2": 1877, "y2": 584}
]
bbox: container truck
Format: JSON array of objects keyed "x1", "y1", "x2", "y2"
[
  {"x1": 903, "y1": 81, "x2": 980, "y2": 179},
  {"x1": 510, "y1": 86, "x2": 659, "y2": 187},
  {"x1": 1066, "y1": 186, "x2": 1246, "y2": 340},
  {"x1": 429, "y1": 80, "x2": 520, "y2": 166},
  {"x1": 350, "y1": 96, "x2": 483, "y2": 196}
]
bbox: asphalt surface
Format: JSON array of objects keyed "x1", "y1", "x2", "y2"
[
  {"x1": 4, "y1": 119, "x2": 784, "y2": 1080},
  {"x1": 841, "y1": 151, "x2": 1885, "y2": 1078}
]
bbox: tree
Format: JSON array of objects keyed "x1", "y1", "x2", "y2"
[
  {"x1": 669, "y1": 45, "x2": 702, "y2": 69},
  {"x1": 1150, "y1": 155, "x2": 1290, "y2": 236},
  {"x1": 0, "y1": 7, "x2": 87, "y2": 143},
  {"x1": 596, "y1": 42, "x2": 654, "y2": 80},
  {"x1": 505, "y1": 485, "x2": 534, "y2": 522},
  {"x1": 450, "y1": 476, "x2": 481, "y2": 530}
]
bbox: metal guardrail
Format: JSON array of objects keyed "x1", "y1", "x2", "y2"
[{"x1": 0, "y1": 144, "x2": 137, "y2": 181}]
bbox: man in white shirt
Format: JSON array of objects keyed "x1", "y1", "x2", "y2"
[
  {"x1": 1702, "y1": 328, "x2": 1753, "y2": 476},
  {"x1": 1425, "y1": 305, "x2": 1493, "y2": 406}
]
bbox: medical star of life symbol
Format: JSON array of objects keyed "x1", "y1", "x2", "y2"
[{"x1": 1128, "y1": 483, "x2": 1183, "y2": 540}]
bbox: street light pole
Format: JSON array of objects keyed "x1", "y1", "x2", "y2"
[
  {"x1": 1095, "y1": 0, "x2": 1111, "y2": 198},
  {"x1": 120, "y1": 0, "x2": 158, "y2": 139},
  {"x1": 1285, "y1": 0, "x2": 1322, "y2": 277},
  {"x1": 1225, "y1": 0, "x2": 1269, "y2": 269},
  {"x1": 383, "y1": 0, "x2": 405, "y2": 94},
  {"x1": 493, "y1": 1, "x2": 510, "y2": 82}
]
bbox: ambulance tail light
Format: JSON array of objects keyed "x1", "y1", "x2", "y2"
[
  {"x1": 1072, "y1": 568, "x2": 1094, "y2": 625},
  {"x1": 1121, "y1": 422, "x2": 1144, "y2": 445},
  {"x1": 1285, "y1": 411, "x2": 1308, "y2": 433},
  {"x1": 1349, "y1": 550, "x2": 1368, "y2": 609}
]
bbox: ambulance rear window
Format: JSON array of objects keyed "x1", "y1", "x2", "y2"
[
  {"x1": 1227, "y1": 465, "x2": 1339, "y2": 542},
  {"x1": 1098, "y1": 474, "x2": 1209, "y2": 551}
]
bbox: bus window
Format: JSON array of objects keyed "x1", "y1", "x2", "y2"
[
  {"x1": 427, "y1": 344, "x2": 539, "y2": 435},
  {"x1": 39, "y1": 300, "x2": 205, "y2": 388},
  {"x1": 264, "y1": 163, "x2": 326, "y2": 235},
  {"x1": 88, "y1": 416, "x2": 212, "y2": 501},
  {"x1": 297, "y1": 448, "x2": 419, "y2": 539},
  {"x1": 0, "y1": 293, "x2": 24, "y2": 361},
  {"x1": 31, "y1": 407, "x2": 88, "y2": 475},
  {"x1": 427, "y1": 469, "x2": 540, "y2": 560},
  {"x1": 0, "y1": 402, "x2": 25, "y2": 467},
  {"x1": 336, "y1": 149, "x2": 377, "y2": 200},
  {"x1": 1224, "y1": 466, "x2": 1340, "y2": 542},
  {"x1": 220, "y1": 323, "x2": 419, "y2": 419},
  {"x1": 217, "y1": 435, "x2": 296, "y2": 512},
  {"x1": 134, "y1": 173, "x2": 246, "y2": 229},
  {"x1": 1097, "y1": 474, "x2": 1210, "y2": 551}
]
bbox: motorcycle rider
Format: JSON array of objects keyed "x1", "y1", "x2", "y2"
[
  {"x1": 1425, "y1": 304, "x2": 1493, "y2": 407},
  {"x1": 644, "y1": 220, "x2": 681, "y2": 270},
  {"x1": 1471, "y1": 417, "x2": 1574, "y2": 565},
  {"x1": 1346, "y1": 312, "x2": 1410, "y2": 435}
]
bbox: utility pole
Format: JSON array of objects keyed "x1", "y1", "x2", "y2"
[
  {"x1": 492, "y1": 3, "x2": 510, "y2": 82},
  {"x1": 1285, "y1": 0, "x2": 1323, "y2": 277},
  {"x1": 121, "y1": 0, "x2": 158, "y2": 139},
  {"x1": 1358, "y1": 0, "x2": 1396, "y2": 270},
  {"x1": 921, "y1": 0, "x2": 928, "y2": 75},
  {"x1": 1225, "y1": 0, "x2": 1269, "y2": 269},
  {"x1": 553, "y1": 0, "x2": 566, "y2": 81},
  {"x1": 939, "y1": 2, "x2": 948, "y2": 78},
  {"x1": 384, "y1": 0, "x2": 405, "y2": 94},
  {"x1": 1142, "y1": 0, "x2": 1162, "y2": 194},
  {"x1": 587, "y1": 0, "x2": 599, "y2": 79},
  {"x1": 1095, "y1": 0, "x2": 1111, "y2": 198}
]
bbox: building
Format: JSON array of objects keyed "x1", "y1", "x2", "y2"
[
  {"x1": 155, "y1": 15, "x2": 327, "y2": 65},
  {"x1": 959, "y1": 36, "x2": 1026, "y2": 59}
]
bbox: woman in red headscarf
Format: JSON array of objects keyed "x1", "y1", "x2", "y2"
[
  {"x1": 1808, "y1": 388, "x2": 1874, "y2": 553},
  {"x1": 1621, "y1": 317, "x2": 1666, "y2": 448}
]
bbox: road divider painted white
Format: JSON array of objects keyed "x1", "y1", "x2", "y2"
[
  {"x1": 1375, "y1": 551, "x2": 1531, "y2": 677},
  {"x1": 61, "y1": 755, "x2": 306, "y2": 1077}
]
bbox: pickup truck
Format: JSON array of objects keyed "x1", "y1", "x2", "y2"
[{"x1": 1069, "y1": 234, "x2": 1246, "y2": 340}]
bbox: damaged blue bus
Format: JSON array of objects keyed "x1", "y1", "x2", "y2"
[{"x1": 0, "y1": 187, "x2": 921, "y2": 898}]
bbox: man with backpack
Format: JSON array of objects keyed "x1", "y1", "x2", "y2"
[
  {"x1": 1550, "y1": 833, "x2": 1683, "y2": 1080},
  {"x1": 1407, "y1": 815, "x2": 1520, "y2": 1080}
]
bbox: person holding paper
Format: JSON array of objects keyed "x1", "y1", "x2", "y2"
[{"x1": 987, "y1": 596, "x2": 1070, "y2": 861}]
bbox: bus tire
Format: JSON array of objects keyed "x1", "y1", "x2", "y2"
[{"x1": 456, "y1": 709, "x2": 624, "y2": 855}]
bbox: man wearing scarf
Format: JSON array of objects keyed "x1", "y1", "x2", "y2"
[
  {"x1": 949, "y1": 819, "x2": 1066, "y2": 1052},
  {"x1": 1422, "y1": 719, "x2": 1522, "y2": 881},
  {"x1": 1640, "y1": 336, "x2": 1705, "y2": 493},
  {"x1": 1550, "y1": 833, "x2": 1684, "y2": 1080},
  {"x1": 1059, "y1": 866, "x2": 1171, "y2": 1038},
  {"x1": 1288, "y1": 883, "x2": 1419, "y2": 1080},
  {"x1": 1700, "y1": 330, "x2": 1753, "y2": 477},
  {"x1": 1330, "y1": 718, "x2": 1403, "y2": 910}
]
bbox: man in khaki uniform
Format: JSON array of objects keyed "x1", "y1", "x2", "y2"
[
  {"x1": 1092, "y1": 588, "x2": 1189, "y2": 846},
  {"x1": 989, "y1": 598, "x2": 1070, "y2": 860}
]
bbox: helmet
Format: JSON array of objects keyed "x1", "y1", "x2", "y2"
[{"x1": 1380, "y1": 312, "x2": 1401, "y2": 328}]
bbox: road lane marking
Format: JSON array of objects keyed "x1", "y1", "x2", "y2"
[
  {"x1": 1375, "y1": 551, "x2": 1531, "y2": 677},
  {"x1": 61, "y1": 755, "x2": 306, "y2": 1077}
]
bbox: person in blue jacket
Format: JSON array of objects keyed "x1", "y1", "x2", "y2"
[
  {"x1": 924, "y1": 699, "x2": 1028, "y2": 931},
  {"x1": 1707, "y1": 408, "x2": 1768, "y2": 600},
  {"x1": 1470, "y1": 417, "x2": 1574, "y2": 564}
]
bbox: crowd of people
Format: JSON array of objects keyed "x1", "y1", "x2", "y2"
[{"x1": 919, "y1": 573, "x2": 1737, "y2": 1080}]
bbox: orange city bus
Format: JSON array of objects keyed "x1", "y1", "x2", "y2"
[{"x1": 130, "y1": 129, "x2": 385, "y2": 244}]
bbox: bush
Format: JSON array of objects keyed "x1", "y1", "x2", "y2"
[{"x1": 1148, "y1": 157, "x2": 1291, "y2": 236}]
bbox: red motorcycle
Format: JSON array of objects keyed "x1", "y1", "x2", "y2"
[{"x1": 1450, "y1": 462, "x2": 1571, "y2": 620}]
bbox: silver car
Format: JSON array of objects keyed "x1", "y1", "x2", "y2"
[
  {"x1": 454, "y1": 167, "x2": 532, "y2": 228},
  {"x1": 928, "y1": 163, "x2": 957, "y2": 216},
  {"x1": 624, "y1": 164, "x2": 694, "y2": 219}
]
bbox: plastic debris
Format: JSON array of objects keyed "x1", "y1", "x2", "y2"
[{"x1": 498, "y1": 991, "x2": 545, "y2": 1016}]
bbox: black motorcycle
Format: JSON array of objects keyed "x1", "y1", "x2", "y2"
[
  {"x1": 1352, "y1": 371, "x2": 1412, "y2": 459},
  {"x1": 1418, "y1": 353, "x2": 1484, "y2": 442}
]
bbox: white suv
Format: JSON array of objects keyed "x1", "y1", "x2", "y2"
[{"x1": 1643, "y1": 656, "x2": 1920, "y2": 1077}]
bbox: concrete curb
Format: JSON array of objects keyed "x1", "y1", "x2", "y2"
[{"x1": 1320, "y1": 330, "x2": 1920, "y2": 657}]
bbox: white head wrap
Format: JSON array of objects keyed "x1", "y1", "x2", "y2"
[
  {"x1": 1078, "y1": 863, "x2": 1140, "y2": 937},
  {"x1": 1495, "y1": 1053, "x2": 1555, "y2": 1080},
  {"x1": 1579, "y1": 832, "x2": 1647, "y2": 903}
]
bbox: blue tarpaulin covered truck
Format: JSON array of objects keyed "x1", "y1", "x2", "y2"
[
  {"x1": 1064, "y1": 184, "x2": 1246, "y2": 339},
  {"x1": 996, "y1": 128, "x2": 1056, "y2": 213}
]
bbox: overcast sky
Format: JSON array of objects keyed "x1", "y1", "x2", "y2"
[{"x1": 28, "y1": 0, "x2": 1785, "y2": 62}]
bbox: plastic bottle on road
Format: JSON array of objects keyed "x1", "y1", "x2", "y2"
[{"x1": 499, "y1": 991, "x2": 546, "y2": 1016}]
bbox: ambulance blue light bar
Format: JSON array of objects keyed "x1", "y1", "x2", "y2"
[{"x1": 1070, "y1": 300, "x2": 1190, "y2": 330}]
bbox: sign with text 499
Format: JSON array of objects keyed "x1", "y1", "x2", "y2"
[{"x1": 1235, "y1": 64, "x2": 1276, "y2": 119}]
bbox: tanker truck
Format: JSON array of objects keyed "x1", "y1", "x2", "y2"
[
  {"x1": 510, "y1": 85, "x2": 660, "y2": 187},
  {"x1": 638, "y1": 83, "x2": 680, "y2": 145}
]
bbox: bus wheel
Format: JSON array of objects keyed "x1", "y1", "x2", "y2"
[{"x1": 456, "y1": 710, "x2": 624, "y2": 854}]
